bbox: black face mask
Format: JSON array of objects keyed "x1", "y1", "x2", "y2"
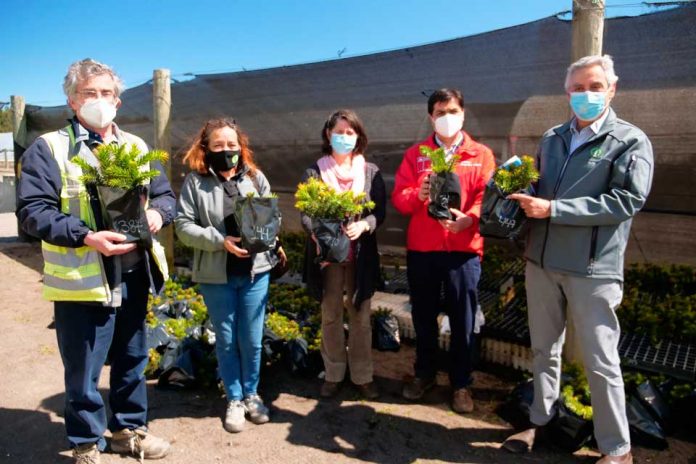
[{"x1": 205, "y1": 150, "x2": 240, "y2": 172}]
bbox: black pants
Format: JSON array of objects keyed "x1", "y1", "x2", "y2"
[{"x1": 407, "y1": 251, "x2": 481, "y2": 389}]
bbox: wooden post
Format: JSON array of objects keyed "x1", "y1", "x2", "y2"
[
  {"x1": 572, "y1": 0, "x2": 605, "y2": 62},
  {"x1": 11, "y1": 95, "x2": 31, "y2": 241},
  {"x1": 153, "y1": 69, "x2": 174, "y2": 271},
  {"x1": 564, "y1": 0, "x2": 605, "y2": 364}
]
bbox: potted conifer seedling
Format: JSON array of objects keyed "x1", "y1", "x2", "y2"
[
  {"x1": 420, "y1": 145, "x2": 461, "y2": 220},
  {"x1": 479, "y1": 155, "x2": 539, "y2": 239},
  {"x1": 294, "y1": 177, "x2": 375, "y2": 263},
  {"x1": 72, "y1": 143, "x2": 168, "y2": 248}
]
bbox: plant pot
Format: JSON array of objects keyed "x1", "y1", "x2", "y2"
[
  {"x1": 312, "y1": 218, "x2": 350, "y2": 264},
  {"x1": 233, "y1": 196, "x2": 281, "y2": 254},
  {"x1": 479, "y1": 181, "x2": 533, "y2": 239},
  {"x1": 97, "y1": 184, "x2": 152, "y2": 248},
  {"x1": 428, "y1": 172, "x2": 461, "y2": 220}
]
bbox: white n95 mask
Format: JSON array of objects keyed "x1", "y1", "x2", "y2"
[
  {"x1": 79, "y1": 99, "x2": 117, "y2": 129},
  {"x1": 434, "y1": 113, "x2": 464, "y2": 138}
]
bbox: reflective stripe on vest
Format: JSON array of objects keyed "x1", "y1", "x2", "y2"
[
  {"x1": 40, "y1": 127, "x2": 111, "y2": 302},
  {"x1": 39, "y1": 126, "x2": 169, "y2": 302}
]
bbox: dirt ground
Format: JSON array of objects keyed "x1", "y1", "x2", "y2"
[{"x1": 0, "y1": 231, "x2": 694, "y2": 463}]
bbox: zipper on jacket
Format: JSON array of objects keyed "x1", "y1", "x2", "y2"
[
  {"x1": 540, "y1": 139, "x2": 572, "y2": 268},
  {"x1": 587, "y1": 226, "x2": 598, "y2": 274},
  {"x1": 539, "y1": 136, "x2": 602, "y2": 268}
]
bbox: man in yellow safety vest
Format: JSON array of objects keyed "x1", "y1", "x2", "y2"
[{"x1": 17, "y1": 58, "x2": 175, "y2": 464}]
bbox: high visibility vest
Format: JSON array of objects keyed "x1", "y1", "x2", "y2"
[{"x1": 39, "y1": 125, "x2": 168, "y2": 304}]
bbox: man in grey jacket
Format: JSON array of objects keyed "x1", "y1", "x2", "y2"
[{"x1": 502, "y1": 55, "x2": 653, "y2": 464}]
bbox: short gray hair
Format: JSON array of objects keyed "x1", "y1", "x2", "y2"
[
  {"x1": 63, "y1": 58, "x2": 125, "y2": 98},
  {"x1": 564, "y1": 54, "x2": 619, "y2": 91}
]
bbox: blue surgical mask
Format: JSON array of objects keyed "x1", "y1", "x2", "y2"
[
  {"x1": 330, "y1": 133, "x2": 357, "y2": 155},
  {"x1": 569, "y1": 91, "x2": 607, "y2": 122}
]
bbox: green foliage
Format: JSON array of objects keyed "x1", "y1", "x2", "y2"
[
  {"x1": 268, "y1": 283, "x2": 320, "y2": 315},
  {"x1": 492, "y1": 155, "x2": 539, "y2": 194},
  {"x1": 561, "y1": 363, "x2": 593, "y2": 420},
  {"x1": 372, "y1": 307, "x2": 393, "y2": 318},
  {"x1": 295, "y1": 177, "x2": 375, "y2": 220},
  {"x1": 266, "y1": 312, "x2": 302, "y2": 340},
  {"x1": 278, "y1": 231, "x2": 306, "y2": 275},
  {"x1": 419, "y1": 145, "x2": 459, "y2": 173},
  {"x1": 618, "y1": 263, "x2": 696, "y2": 343},
  {"x1": 246, "y1": 191, "x2": 278, "y2": 199},
  {"x1": 71, "y1": 143, "x2": 168, "y2": 189},
  {"x1": 0, "y1": 108, "x2": 12, "y2": 133}
]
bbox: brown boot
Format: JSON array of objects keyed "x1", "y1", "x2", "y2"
[
  {"x1": 451, "y1": 388, "x2": 474, "y2": 413},
  {"x1": 355, "y1": 382, "x2": 379, "y2": 400},
  {"x1": 111, "y1": 428, "x2": 171, "y2": 460},
  {"x1": 320, "y1": 381, "x2": 341, "y2": 398},
  {"x1": 402, "y1": 377, "x2": 435, "y2": 401},
  {"x1": 596, "y1": 452, "x2": 633, "y2": 464},
  {"x1": 502, "y1": 426, "x2": 538, "y2": 453},
  {"x1": 73, "y1": 443, "x2": 100, "y2": 464}
]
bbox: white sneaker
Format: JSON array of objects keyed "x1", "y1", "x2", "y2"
[
  {"x1": 224, "y1": 400, "x2": 246, "y2": 433},
  {"x1": 243, "y1": 394, "x2": 270, "y2": 424}
]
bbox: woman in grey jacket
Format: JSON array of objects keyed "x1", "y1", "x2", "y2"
[{"x1": 175, "y1": 119, "x2": 285, "y2": 434}]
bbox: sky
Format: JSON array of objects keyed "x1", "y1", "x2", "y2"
[{"x1": 0, "y1": 0, "x2": 678, "y2": 107}]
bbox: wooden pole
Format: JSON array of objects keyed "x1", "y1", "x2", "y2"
[
  {"x1": 152, "y1": 69, "x2": 174, "y2": 272},
  {"x1": 572, "y1": 0, "x2": 605, "y2": 62},
  {"x1": 565, "y1": 0, "x2": 605, "y2": 364},
  {"x1": 11, "y1": 95, "x2": 31, "y2": 241}
]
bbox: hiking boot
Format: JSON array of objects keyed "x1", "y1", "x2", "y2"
[
  {"x1": 502, "y1": 426, "x2": 539, "y2": 453},
  {"x1": 224, "y1": 400, "x2": 246, "y2": 433},
  {"x1": 111, "y1": 428, "x2": 170, "y2": 461},
  {"x1": 402, "y1": 377, "x2": 435, "y2": 400},
  {"x1": 320, "y1": 381, "x2": 341, "y2": 398},
  {"x1": 596, "y1": 452, "x2": 633, "y2": 464},
  {"x1": 73, "y1": 443, "x2": 100, "y2": 464},
  {"x1": 355, "y1": 382, "x2": 379, "y2": 400},
  {"x1": 244, "y1": 394, "x2": 270, "y2": 424},
  {"x1": 451, "y1": 387, "x2": 474, "y2": 413}
]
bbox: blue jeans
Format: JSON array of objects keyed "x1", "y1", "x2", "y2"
[
  {"x1": 199, "y1": 272, "x2": 269, "y2": 401},
  {"x1": 54, "y1": 267, "x2": 149, "y2": 450}
]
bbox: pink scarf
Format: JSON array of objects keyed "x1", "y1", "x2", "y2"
[{"x1": 317, "y1": 154, "x2": 366, "y2": 194}]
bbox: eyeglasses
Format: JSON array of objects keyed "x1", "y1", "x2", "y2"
[{"x1": 77, "y1": 89, "x2": 116, "y2": 99}]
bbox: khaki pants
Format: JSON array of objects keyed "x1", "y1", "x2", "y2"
[
  {"x1": 320, "y1": 262, "x2": 373, "y2": 385},
  {"x1": 526, "y1": 261, "x2": 630, "y2": 456}
]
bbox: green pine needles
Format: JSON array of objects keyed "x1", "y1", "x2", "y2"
[
  {"x1": 71, "y1": 143, "x2": 168, "y2": 190},
  {"x1": 493, "y1": 155, "x2": 539, "y2": 194},
  {"x1": 419, "y1": 145, "x2": 460, "y2": 173},
  {"x1": 295, "y1": 177, "x2": 375, "y2": 220}
]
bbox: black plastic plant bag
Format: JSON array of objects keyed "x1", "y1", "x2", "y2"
[
  {"x1": 496, "y1": 378, "x2": 536, "y2": 430},
  {"x1": 547, "y1": 401, "x2": 594, "y2": 452},
  {"x1": 428, "y1": 172, "x2": 461, "y2": 220},
  {"x1": 626, "y1": 395, "x2": 668, "y2": 450},
  {"x1": 479, "y1": 180, "x2": 532, "y2": 239},
  {"x1": 634, "y1": 380, "x2": 672, "y2": 433},
  {"x1": 372, "y1": 313, "x2": 400, "y2": 352},
  {"x1": 234, "y1": 196, "x2": 281, "y2": 254},
  {"x1": 312, "y1": 218, "x2": 350, "y2": 263},
  {"x1": 262, "y1": 326, "x2": 286, "y2": 364},
  {"x1": 286, "y1": 337, "x2": 324, "y2": 376},
  {"x1": 97, "y1": 184, "x2": 152, "y2": 248}
]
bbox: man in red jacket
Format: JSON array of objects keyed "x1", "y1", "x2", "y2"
[{"x1": 392, "y1": 88, "x2": 495, "y2": 413}]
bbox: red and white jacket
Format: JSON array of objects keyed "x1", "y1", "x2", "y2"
[{"x1": 391, "y1": 131, "x2": 496, "y2": 256}]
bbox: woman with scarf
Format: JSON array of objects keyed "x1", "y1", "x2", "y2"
[
  {"x1": 301, "y1": 109, "x2": 386, "y2": 399},
  {"x1": 175, "y1": 118, "x2": 286, "y2": 433}
]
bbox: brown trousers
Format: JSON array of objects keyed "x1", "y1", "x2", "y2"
[{"x1": 320, "y1": 262, "x2": 373, "y2": 385}]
